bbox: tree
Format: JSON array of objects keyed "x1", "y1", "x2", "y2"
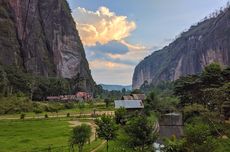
[
  {"x1": 201, "y1": 63, "x2": 222, "y2": 88},
  {"x1": 78, "y1": 102, "x2": 85, "y2": 117},
  {"x1": 115, "y1": 107, "x2": 127, "y2": 125},
  {"x1": 121, "y1": 88, "x2": 126, "y2": 94},
  {"x1": 95, "y1": 114, "x2": 118, "y2": 152},
  {"x1": 144, "y1": 91, "x2": 159, "y2": 115},
  {"x1": 70, "y1": 124, "x2": 92, "y2": 152},
  {"x1": 0, "y1": 66, "x2": 8, "y2": 95},
  {"x1": 131, "y1": 89, "x2": 142, "y2": 94},
  {"x1": 125, "y1": 115, "x2": 157, "y2": 151},
  {"x1": 104, "y1": 98, "x2": 112, "y2": 108},
  {"x1": 184, "y1": 120, "x2": 217, "y2": 152},
  {"x1": 174, "y1": 75, "x2": 202, "y2": 106}
]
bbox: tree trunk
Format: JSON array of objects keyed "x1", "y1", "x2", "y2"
[
  {"x1": 106, "y1": 140, "x2": 109, "y2": 152},
  {"x1": 141, "y1": 142, "x2": 145, "y2": 152},
  {"x1": 78, "y1": 145, "x2": 83, "y2": 152}
]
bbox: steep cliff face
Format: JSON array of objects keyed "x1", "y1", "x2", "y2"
[
  {"x1": 0, "y1": 0, "x2": 94, "y2": 92},
  {"x1": 133, "y1": 8, "x2": 230, "y2": 89}
]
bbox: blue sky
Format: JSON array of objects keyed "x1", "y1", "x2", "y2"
[{"x1": 67, "y1": 0, "x2": 228, "y2": 85}]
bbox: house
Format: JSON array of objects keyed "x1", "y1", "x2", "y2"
[
  {"x1": 132, "y1": 94, "x2": 146, "y2": 100},
  {"x1": 121, "y1": 94, "x2": 146, "y2": 101},
  {"x1": 47, "y1": 96, "x2": 60, "y2": 101},
  {"x1": 122, "y1": 95, "x2": 134, "y2": 100},
  {"x1": 114, "y1": 100, "x2": 144, "y2": 111},
  {"x1": 75, "y1": 92, "x2": 92, "y2": 100}
]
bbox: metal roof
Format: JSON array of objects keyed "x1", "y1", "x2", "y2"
[{"x1": 114, "y1": 100, "x2": 144, "y2": 109}]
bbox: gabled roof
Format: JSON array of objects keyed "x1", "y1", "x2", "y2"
[
  {"x1": 114, "y1": 100, "x2": 144, "y2": 109},
  {"x1": 121, "y1": 94, "x2": 146, "y2": 100},
  {"x1": 132, "y1": 94, "x2": 146, "y2": 100},
  {"x1": 122, "y1": 95, "x2": 134, "y2": 100}
]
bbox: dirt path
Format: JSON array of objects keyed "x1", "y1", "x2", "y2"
[
  {"x1": 0, "y1": 111, "x2": 114, "y2": 120},
  {"x1": 91, "y1": 141, "x2": 106, "y2": 152}
]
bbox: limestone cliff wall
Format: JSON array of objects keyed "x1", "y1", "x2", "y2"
[
  {"x1": 133, "y1": 8, "x2": 230, "y2": 89},
  {"x1": 0, "y1": 0, "x2": 94, "y2": 92}
]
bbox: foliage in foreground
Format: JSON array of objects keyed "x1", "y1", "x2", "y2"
[
  {"x1": 95, "y1": 114, "x2": 118, "y2": 152},
  {"x1": 70, "y1": 124, "x2": 92, "y2": 152},
  {"x1": 124, "y1": 114, "x2": 157, "y2": 151}
]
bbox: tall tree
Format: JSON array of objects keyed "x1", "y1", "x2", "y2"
[
  {"x1": 125, "y1": 115, "x2": 157, "y2": 151},
  {"x1": 70, "y1": 124, "x2": 92, "y2": 152},
  {"x1": 115, "y1": 107, "x2": 127, "y2": 125},
  {"x1": 0, "y1": 66, "x2": 8, "y2": 95},
  {"x1": 144, "y1": 91, "x2": 159, "y2": 114},
  {"x1": 201, "y1": 63, "x2": 223, "y2": 88},
  {"x1": 95, "y1": 114, "x2": 118, "y2": 152}
]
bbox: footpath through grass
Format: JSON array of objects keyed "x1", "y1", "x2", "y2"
[{"x1": 0, "y1": 119, "x2": 103, "y2": 152}]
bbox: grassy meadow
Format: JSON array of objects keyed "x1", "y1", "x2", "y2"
[{"x1": 0, "y1": 119, "x2": 104, "y2": 152}]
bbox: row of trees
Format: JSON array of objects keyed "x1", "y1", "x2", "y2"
[
  {"x1": 0, "y1": 65, "x2": 88, "y2": 100},
  {"x1": 70, "y1": 111, "x2": 158, "y2": 152},
  {"x1": 174, "y1": 63, "x2": 230, "y2": 113}
]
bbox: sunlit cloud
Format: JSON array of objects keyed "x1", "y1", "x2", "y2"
[
  {"x1": 90, "y1": 59, "x2": 132, "y2": 70},
  {"x1": 72, "y1": 6, "x2": 136, "y2": 46},
  {"x1": 72, "y1": 6, "x2": 152, "y2": 85}
]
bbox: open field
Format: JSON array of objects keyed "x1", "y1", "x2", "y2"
[
  {"x1": 0, "y1": 102, "x2": 115, "y2": 120},
  {"x1": 0, "y1": 119, "x2": 104, "y2": 152}
]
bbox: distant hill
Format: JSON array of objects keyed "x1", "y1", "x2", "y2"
[{"x1": 100, "y1": 84, "x2": 132, "y2": 91}]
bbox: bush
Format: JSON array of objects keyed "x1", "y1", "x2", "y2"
[
  {"x1": 115, "y1": 108, "x2": 127, "y2": 125},
  {"x1": 20, "y1": 113, "x2": 25, "y2": 120},
  {"x1": 183, "y1": 104, "x2": 209, "y2": 123},
  {"x1": 44, "y1": 114, "x2": 48, "y2": 118},
  {"x1": 64, "y1": 103, "x2": 75, "y2": 109}
]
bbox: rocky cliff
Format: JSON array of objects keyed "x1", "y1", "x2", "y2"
[
  {"x1": 0, "y1": 0, "x2": 94, "y2": 92},
  {"x1": 133, "y1": 7, "x2": 230, "y2": 89}
]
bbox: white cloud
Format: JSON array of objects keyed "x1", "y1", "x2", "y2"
[
  {"x1": 72, "y1": 6, "x2": 153, "y2": 85},
  {"x1": 72, "y1": 6, "x2": 136, "y2": 46}
]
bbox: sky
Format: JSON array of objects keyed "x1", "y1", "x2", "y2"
[{"x1": 67, "y1": 0, "x2": 229, "y2": 85}]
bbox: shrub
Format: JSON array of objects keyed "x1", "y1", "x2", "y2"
[
  {"x1": 20, "y1": 113, "x2": 25, "y2": 120},
  {"x1": 44, "y1": 114, "x2": 48, "y2": 118}
]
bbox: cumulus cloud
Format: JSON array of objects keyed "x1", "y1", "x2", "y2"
[
  {"x1": 72, "y1": 6, "x2": 136, "y2": 46},
  {"x1": 71, "y1": 6, "x2": 153, "y2": 84}
]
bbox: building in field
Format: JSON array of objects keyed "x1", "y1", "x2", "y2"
[
  {"x1": 75, "y1": 92, "x2": 92, "y2": 100},
  {"x1": 114, "y1": 100, "x2": 144, "y2": 111},
  {"x1": 46, "y1": 92, "x2": 92, "y2": 102},
  {"x1": 115, "y1": 93, "x2": 145, "y2": 111}
]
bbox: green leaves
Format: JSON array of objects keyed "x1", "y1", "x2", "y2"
[
  {"x1": 70, "y1": 124, "x2": 92, "y2": 152},
  {"x1": 124, "y1": 115, "x2": 157, "y2": 151},
  {"x1": 174, "y1": 63, "x2": 230, "y2": 106},
  {"x1": 115, "y1": 107, "x2": 127, "y2": 125},
  {"x1": 95, "y1": 114, "x2": 118, "y2": 141}
]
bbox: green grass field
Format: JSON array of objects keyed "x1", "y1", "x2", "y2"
[
  {"x1": 0, "y1": 102, "x2": 114, "y2": 120},
  {"x1": 0, "y1": 119, "x2": 103, "y2": 152}
]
